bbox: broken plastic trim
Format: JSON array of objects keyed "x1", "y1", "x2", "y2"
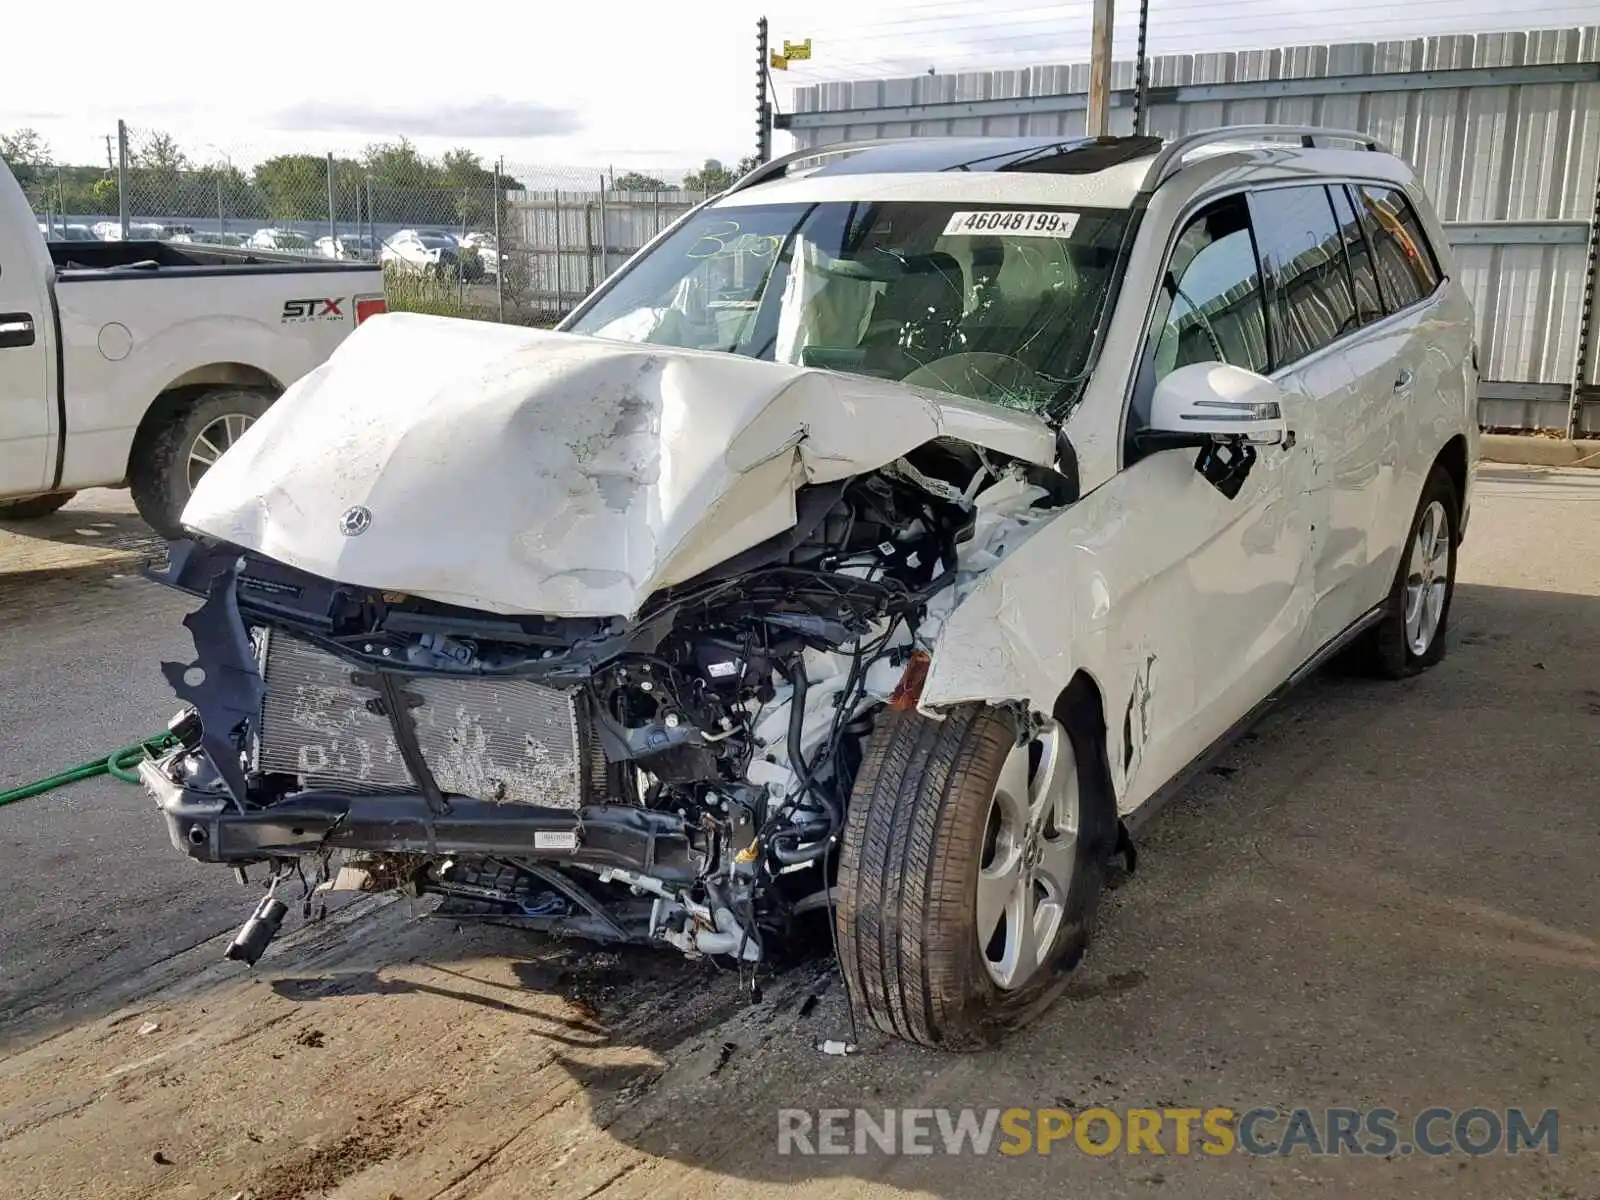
[{"x1": 153, "y1": 545, "x2": 263, "y2": 809}]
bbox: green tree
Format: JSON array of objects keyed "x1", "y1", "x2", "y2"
[
  {"x1": 89, "y1": 177, "x2": 119, "y2": 213},
  {"x1": 253, "y1": 154, "x2": 331, "y2": 222},
  {"x1": 197, "y1": 163, "x2": 268, "y2": 223},
  {"x1": 612, "y1": 170, "x2": 668, "y2": 191},
  {"x1": 440, "y1": 148, "x2": 498, "y2": 228},
  {"x1": 2, "y1": 128, "x2": 55, "y2": 208},
  {"x1": 132, "y1": 130, "x2": 189, "y2": 172},
  {"x1": 363, "y1": 138, "x2": 448, "y2": 224},
  {"x1": 125, "y1": 129, "x2": 191, "y2": 216},
  {"x1": 682, "y1": 158, "x2": 737, "y2": 194},
  {"x1": 0, "y1": 128, "x2": 52, "y2": 168}
]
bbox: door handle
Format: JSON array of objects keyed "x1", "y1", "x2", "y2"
[
  {"x1": 0, "y1": 313, "x2": 36, "y2": 349},
  {"x1": 1393, "y1": 368, "x2": 1414, "y2": 391}
]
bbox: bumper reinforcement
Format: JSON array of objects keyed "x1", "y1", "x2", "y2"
[{"x1": 138, "y1": 758, "x2": 701, "y2": 881}]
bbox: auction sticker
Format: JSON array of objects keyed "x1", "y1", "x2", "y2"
[{"x1": 942, "y1": 210, "x2": 1081, "y2": 237}]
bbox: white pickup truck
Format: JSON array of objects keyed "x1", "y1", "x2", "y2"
[{"x1": 0, "y1": 157, "x2": 387, "y2": 536}]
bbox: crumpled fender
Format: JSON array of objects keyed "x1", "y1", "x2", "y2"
[{"x1": 918, "y1": 453, "x2": 1211, "y2": 809}]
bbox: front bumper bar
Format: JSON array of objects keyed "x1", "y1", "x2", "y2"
[{"x1": 139, "y1": 758, "x2": 702, "y2": 882}]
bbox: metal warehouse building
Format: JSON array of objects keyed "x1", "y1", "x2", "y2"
[{"x1": 778, "y1": 25, "x2": 1600, "y2": 434}]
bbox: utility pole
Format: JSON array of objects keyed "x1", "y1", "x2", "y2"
[
  {"x1": 1086, "y1": 0, "x2": 1116, "y2": 137},
  {"x1": 115, "y1": 119, "x2": 129, "y2": 239},
  {"x1": 756, "y1": 17, "x2": 773, "y2": 165},
  {"x1": 1133, "y1": 0, "x2": 1151, "y2": 135},
  {"x1": 326, "y1": 152, "x2": 337, "y2": 243}
]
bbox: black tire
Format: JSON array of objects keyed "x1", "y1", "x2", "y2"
[
  {"x1": 0, "y1": 491, "x2": 76, "y2": 520},
  {"x1": 836, "y1": 700, "x2": 1115, "y2": 1050},
  {"x1": 129, "y1": 388, "x2": 275, "y2": 539},
  {"x1": 1347, "y1": 464, "x2": 1459, "y2": 679}
]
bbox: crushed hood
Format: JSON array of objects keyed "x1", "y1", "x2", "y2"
[{"x1": 182, "y1": 313, "x2": 1056, "y2": 617}]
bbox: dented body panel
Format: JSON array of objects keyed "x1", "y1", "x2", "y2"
[
  {"x1": 921, "y1": 429, "x2": 1317, "y2": 813},
  {"x1": 181, "y1": 315, "x2": 1055, "y2": 617}
]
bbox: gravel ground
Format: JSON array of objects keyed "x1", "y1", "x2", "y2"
[{"x1": 0, "y1": 467, "x2": 1594, "y2": 1200}]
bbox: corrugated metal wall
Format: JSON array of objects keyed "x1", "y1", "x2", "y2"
[
  {"x1": 505, "y1": 189, "x2": 702, "y2": 314},
  {"x1": 783, "y1": 26, "x2": 1600, "y2": 432}
]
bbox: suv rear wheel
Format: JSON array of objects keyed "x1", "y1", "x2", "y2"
[
  {"x1": 836, "y1": 701, "x2": 1114, "y2": 1050},
  {"x1": 1349, "y1": 464, "x2": 1459, "y2": 678}
]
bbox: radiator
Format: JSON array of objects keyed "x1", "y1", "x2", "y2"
[{"x1": 254, "y1": 630, "x2": 602, "y2": 808}]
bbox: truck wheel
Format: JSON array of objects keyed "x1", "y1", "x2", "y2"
[
  {"x1": 1346, "y1": 464, "x2": 1459, "y2": 679},
  {"x1": 0, "y1": 491, "x2": 76, "y2": 520},
  {"x1": 836, "y1": 701, "x2": 1114, "y2": 1050},
  {"x1": 130, "y1": 388, "x2": 274, "y2": 539}
]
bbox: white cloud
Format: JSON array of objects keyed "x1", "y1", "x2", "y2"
[{"x1": 0, "y1": 0, "x2": 1585, "y2": 174}]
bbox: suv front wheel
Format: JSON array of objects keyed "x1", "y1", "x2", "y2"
[{"x1": 836, "y1": 700, "x2": 1115, "y2": 1050}]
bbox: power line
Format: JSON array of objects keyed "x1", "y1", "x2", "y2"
[{"x1": 772, "y1": 6, "x2": 1595, "y2": 85}]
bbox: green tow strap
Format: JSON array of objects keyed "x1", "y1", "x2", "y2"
[{"x1": 0, "y1": 731, "x2": 181, "y2": 808}]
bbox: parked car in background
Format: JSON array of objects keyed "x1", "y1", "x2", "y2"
[
  {"x1": 316, "y1": 233, "x2": 381, "y2": 262},
  {"x1": 459, "y1": 231, "x2": 503, "y2": 276},
  {"x1": 0, "y1": 155, "x2": 388, "y2": 536},
  {"x1": 380, "y1": 228, "x2": 470, "y2": 277},
  {"x1": 171, "y1": 230, "x2": 249, "y2": 247},
  {"x1": 37, "y1": 222, "x2": 99, "y2": 242},
  {"x1": 246, "y1": 228, "x2": 317, "y2": 254},
  {"x1": 90, "y1": 220, "x2": 168, "y2": 241}
]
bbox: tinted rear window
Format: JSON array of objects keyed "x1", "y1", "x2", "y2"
[{"x1": 1357, "y1": 186, "x2": 1441, "y2": 310}]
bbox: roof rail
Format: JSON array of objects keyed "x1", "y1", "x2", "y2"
[
  {"x1": 1142, "y1": 125, "x2": 1389, "y2": 192},
  {"x1": 725, "y1": 138, "x2": 927, "y2": 195}
]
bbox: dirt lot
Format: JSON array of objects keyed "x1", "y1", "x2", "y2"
[{"x1": 0, "y1": 467, "x2": 1596, "y2": 1200}]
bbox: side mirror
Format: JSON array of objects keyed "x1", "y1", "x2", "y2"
[{"x1": 1147, "y1": 362, "x2": 1291, "y2": 448}]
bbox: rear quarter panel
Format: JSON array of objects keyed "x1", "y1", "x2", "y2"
[{"x1": 53, "y1": 266, "x2": 383, "y2": 488}]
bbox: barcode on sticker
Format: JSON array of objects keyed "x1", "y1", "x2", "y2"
[
  {"x1": 534, "y1": 830, "x2": 578, "y2": 852},
  {"x1": 942, "y1": 210, "x2": 1080, "y2": 238}
]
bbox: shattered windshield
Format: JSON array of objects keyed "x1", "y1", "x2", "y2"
[{"x1": 564, "y1": 199, "x2": 1131, "y2": 413}]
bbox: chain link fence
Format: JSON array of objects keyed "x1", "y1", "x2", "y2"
[{"x1": 12, "y1": 123, "x2": 745, "y2": 327}]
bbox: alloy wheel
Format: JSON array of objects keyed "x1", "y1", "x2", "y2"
[
  {"x1": 977, "y1": 720, "x2": 1081, "y2": 990},
  {"x1": 187, "y1": 413, "x2": 256, "y2": 490},
  {"x1": 1403, "y1": 499, "x2": 1451, "y2": 656}
]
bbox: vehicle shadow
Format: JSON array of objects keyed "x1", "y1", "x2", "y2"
[{"x1": 0, "y1": 490, "x2": 163, "y2": 555}]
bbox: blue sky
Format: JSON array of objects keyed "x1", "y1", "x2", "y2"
[{"x1": 2, "y1": 1, "x2": 1590, "y2": 179}]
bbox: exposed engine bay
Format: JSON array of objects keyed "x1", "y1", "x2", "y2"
[{"x1": 144, "y1": 439, "x2": 1069, "y2": 969}]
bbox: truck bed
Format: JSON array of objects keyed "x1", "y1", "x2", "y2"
[{"x1": 49, "y1": 240, "x2": 377, "y2": 277}]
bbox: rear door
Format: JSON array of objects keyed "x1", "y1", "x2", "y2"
[
  {"x1": 0, "y1": 165, "x2": 58, "y2": 498},
  {"x1": 1246, "y1": 183, "x2": 1392, "y2": 647},
  {"x1": 1349, "y1": 184, "x2": 1461, "y2": 593}
]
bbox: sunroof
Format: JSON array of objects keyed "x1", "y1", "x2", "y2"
[{"x1": 736, "y1": 135, "x2": 1165, "y2": 191}]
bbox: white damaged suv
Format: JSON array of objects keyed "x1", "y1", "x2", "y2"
[{"x1": 143, "y1": 127, "x2": 1476, "y2": 1049}]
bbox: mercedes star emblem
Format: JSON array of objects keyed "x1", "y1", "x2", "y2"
[{"x1": 338, "y1": 505, "x2": 373, "y2": 536}]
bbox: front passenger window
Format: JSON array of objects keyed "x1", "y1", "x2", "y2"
[{"x1": 1150, "y1": 195, "x2": 1271, "y2": 382}]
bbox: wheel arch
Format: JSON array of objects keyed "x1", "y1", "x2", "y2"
[
  {"x1": 1048, "y1": 669, "x2": 1121, "y2": 855},
  {"x1": 1434, "y1": 433, "x2": 1469, "y2": 541},
  {"x1": 126, "y1": 364, "x2": 282, "y2": 482}
]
